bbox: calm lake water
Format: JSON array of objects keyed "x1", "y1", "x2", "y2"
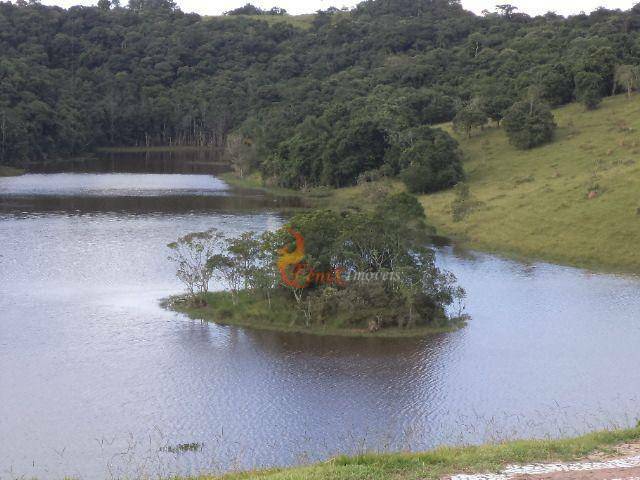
[{"x1": 2, "y1": 158, "x2": 640, "y2": 479}]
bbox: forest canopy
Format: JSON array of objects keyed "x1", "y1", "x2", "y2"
[{"x1": 2, "y1": 0, "x2": 640, "y2": 190}]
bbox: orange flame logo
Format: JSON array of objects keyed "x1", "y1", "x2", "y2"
[
  {"x1": 277, "y1": 228, "x2": 311, "y2": 289},
  {"x1": 277, "y1": 228, "x2": 347, "y2": 289}
]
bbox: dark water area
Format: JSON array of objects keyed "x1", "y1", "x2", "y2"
[
  {"x1": 2, "y1": 154, "x2": 640, "y2": 479},
  {"x1": 0, "y1": 175, "x2": 300, "y2": 216},
  {"x1": 26, "y1": 149, "x2": 228, "y2": 175},
  {"x1": 2, "y1": 149, "x2": 302, "y2": 216}
]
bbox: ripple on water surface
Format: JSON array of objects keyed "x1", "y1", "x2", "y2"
[{"x1": 2, "y1": 172, "x2": 640, "y2": 479}]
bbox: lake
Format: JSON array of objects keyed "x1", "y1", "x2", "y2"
[{"x1": 2, "y1": 157, "x2": 640, "y2": 479}]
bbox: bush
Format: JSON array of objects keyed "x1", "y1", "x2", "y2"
[
  {"x1": 401, "y1": 164, "x2": 439, "y2": 194},
  {"x1": 574, "y1": 71, "x2": 604, "y2": 110},
  {"x1": 503, "y1": 100, "x2": 556, "y2": 150},
  {"x1": 453, "y1": 102, "x2": 488, "y2": 138},
  {"x1": 399, "y1": 127, "x2": 465, "y2": 194},
  {"x1": 451, "y1": 183, "x2": 481, "y2": 222},
  {"x1": 356, "y1": 167, "x2": 385, "y2": 185}
]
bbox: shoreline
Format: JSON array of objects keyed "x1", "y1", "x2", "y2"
[
  {"x1": 220, "y1": 171, "x2": 640, "y2": 277},
  {"x1": 184, "y1": 426, "x2": 640, "y2": 479},
  {"x1": 96, "y1": 145, "x2": 224, "y2": 153},
  {"x1": 420, "y1": 95, "x2": 640, "y2": 277},
  {"x1": 219, "y1": 171, "x2": 322, "y2": 199},
  {"x1": 0, "y1": 166, "x2": 25, "y2": 177},
  {"x1": 164, "y1": 292, "x2": 467, "y2": 339},
  {"x1": 424, "y1": 222, "x2": 640, "y2": 278},
  {"x1": 219, "y1": 171, "x2": 406, "y2": 211}
]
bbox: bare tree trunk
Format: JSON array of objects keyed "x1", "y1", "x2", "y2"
[
  {"x1": 304, "y1": 297, "x2": 312, "y2": 327},
  {"x1": 293, "y1": 288, "x2": 303, "y2": 305}
]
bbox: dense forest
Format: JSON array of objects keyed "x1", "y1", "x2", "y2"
[{"x1": 2, "y1": 0, "x2": 640, "y2": 191}]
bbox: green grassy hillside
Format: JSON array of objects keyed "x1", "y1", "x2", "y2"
[{"x1": 422, "y1": 94, "x2": 640, "y2": 273}]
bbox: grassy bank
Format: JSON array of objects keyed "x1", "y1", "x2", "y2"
[
  {"x1": 421, "y1": 94, "x2": 640, "y2": 273},
  {"x1": 167, "y1": 291, "x2": 464, "y2": 338},
  {"x1": 219, "y1": 172, "x2": 310, "y2": 197},
  {"x1": 220, "y1": 172, "x2": 405, "y2": 211},
  {"x1": 186, "y1": 426, "x2": 640, "y2": 479},
  {"x1": 223, "y1": 94, "x2": 640, "y2": 275},
  {"x1": 0, "y1": 165, "x2": 24, "y2": 177}
]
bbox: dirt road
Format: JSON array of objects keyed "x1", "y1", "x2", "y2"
[{"x1": 450, "y1": 444, "x2": 640, "y2": 480}]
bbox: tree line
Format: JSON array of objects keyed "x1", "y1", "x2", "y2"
[{"x1": 3, "y1": 0, "x2": 640, "y2": 191}]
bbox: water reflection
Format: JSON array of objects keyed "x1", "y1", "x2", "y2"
[
  {"x1": 0, "y1": 173, "x2": 301, "y2": 216},
  {"x1": 0, "y1": 193, "x2": 301, "y2": 216},
  {"x1": 26, "y1": 149, "x2": 227, "y2": 175}
]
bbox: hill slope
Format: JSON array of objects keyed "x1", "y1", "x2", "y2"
[{"x1": 422, "y1": 94, "x2": 640, "y2": 273}]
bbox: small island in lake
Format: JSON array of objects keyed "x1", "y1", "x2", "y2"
[{"x1": 166, "y1": 192, "x2": 468, "y2": 337}]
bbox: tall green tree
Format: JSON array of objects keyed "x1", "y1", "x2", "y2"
[
  {"x1": 503, "y1": 99, "x2": 556, "y2": 149},
  {"x1": 399, "y1": 126, "x2": 464, "y2": 194},
  {"x1": 575, "y1": 71, "x2": 604, "y2": 110},
  {"x1": 453, "y1": 101, "x2": 488, "y2": 138},
  {"x1": 613, "y1": 65, "x2": 639, "y2": 98}
]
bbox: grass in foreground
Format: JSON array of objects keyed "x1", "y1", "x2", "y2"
[
  {"x1": 168, "y1": 291, "x2": 463, "y2": 338},
  {"x1": 0, "y1": 165, "x2": 24, "y2": 176},
  {"x1": 422, "y1": 94, "x2": 640, "y2": 273},
  {"x1": 188, "y1": 426, "x2": 640, "y2": 479}
]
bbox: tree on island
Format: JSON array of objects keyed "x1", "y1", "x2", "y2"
[
  {"x1": 167, "y1": 230, "x2": 225, "y2": 306},
  {"x1": 168, "y1": 194, "x2": 467, "y2": 332}
]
